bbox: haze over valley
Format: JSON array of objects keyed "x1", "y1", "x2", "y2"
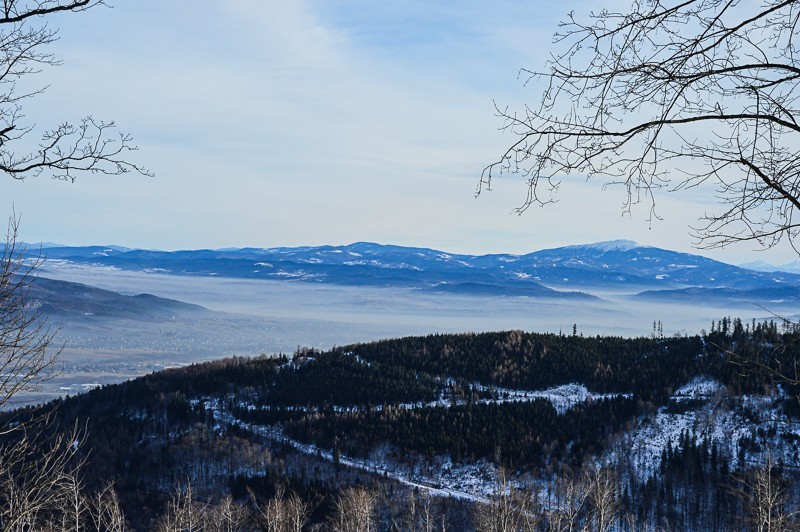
[
  {"x1": 22, "y1": 239, "x2": 800, "y2": 404},
  {"x1": 3, "y1": 0, "x2": 800, "y2": 528}
]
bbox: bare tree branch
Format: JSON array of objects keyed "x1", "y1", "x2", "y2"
[
  {"x1": 0, "y1": 0, "x2": 151, "y2": 183},
  {"x1": 482, "y1": 0, "x2": 800, "y2": 252},
  {"x1": 0, "y1": 213, "x2": 60, "y2": 415},
  {"x1": 0, "y1": 2, "x2": 98, "y2": 25}
]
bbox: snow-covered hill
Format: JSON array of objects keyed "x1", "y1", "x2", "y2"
[
  {"x1": 209, "y1": 375, "x2": 798, "y2": 503},
  {"x1": 32, "y1": 240, "x2": 800, "y2": 306}
]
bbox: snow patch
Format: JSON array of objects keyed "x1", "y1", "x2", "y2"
[
  {"x1": 606, "y1": 379, "x2": 799, "y2": 482},
  {"x1": 566, "y1": 240, "x2": 641, "y2": 252},
  {"x1": 673, "y1": 376, "x2": 723, "y2": 400}
]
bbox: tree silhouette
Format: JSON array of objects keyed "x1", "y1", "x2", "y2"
[
  {"x1": 0, "y1": 0, "x2": 150, "y2": 182},
  {"x1": 481, "y1": 0, "x2": 800, "y2": 253},
  {"x1": 0, "y1": 2, "x2": 149, "y2": 528}
]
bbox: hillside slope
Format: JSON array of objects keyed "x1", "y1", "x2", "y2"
[{"x1": 13, "y1": 326, "x2": 799, "y2": 530}]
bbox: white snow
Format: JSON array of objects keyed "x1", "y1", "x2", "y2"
[
  {"x1": 605, "y1": 377, "x2": 800, "y2": 481},
  {"x1": 673, "y1": 376, "x2": 724, "y2": 400},
  {"x1": 473, "y1": 382, "x2": 629, "y2": 415},
  {"x1": 566, "y1": 240, "x2": 641, "y2": 252},
  {"x1": 199, "y1": 371, "x2": 800, "y2": 503},
  {"x1": 205, "y1": 380, "x2": 629, "y2": 501}
]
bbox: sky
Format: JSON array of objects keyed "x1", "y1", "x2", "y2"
[{"x1": 0, "y1": 0, "x2": 797, "y2": 265}]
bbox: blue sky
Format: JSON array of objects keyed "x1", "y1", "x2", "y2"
[{"x1": 0, "y1": 0, "x2": 796, "y2": 265}]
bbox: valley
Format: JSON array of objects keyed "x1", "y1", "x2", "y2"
[
  {"x1": 3, "y1": 240, "x2": 798, "y2": 529},
  {"x1": 20, "y1": 240, "x2": 797, "y2": 403}
]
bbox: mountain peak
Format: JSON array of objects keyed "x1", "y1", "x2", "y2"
[
  {"x1": 740, "y1": 259, "x2": 800, "y2": 275},
  {"x1": 566, "y1": 240, "x2": 642, "y2": 252}
]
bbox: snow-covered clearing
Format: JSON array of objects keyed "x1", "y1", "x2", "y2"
[
  {"x1": 610, "y1": 376, "x2": 800, "y2": 480},
  {"x1": 484, "y1": 382, "x2": 630, "y2": 414},
  {"x1": 207, "y1": 382, "x2": 627, "y2": 501},
  {"x1": 206, "y1": 376, "x2": 799, "y2": 502}
]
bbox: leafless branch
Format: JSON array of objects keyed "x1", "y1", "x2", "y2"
[
  {"x1": 0, "y1": 0, "x2": 151, "y2": 183},
  {"x1": 482, "y1": 0, "x2": 800, "y2": 252},
  {"x1": 0, "y1": 213, "x2": 60, "y2": 416}
]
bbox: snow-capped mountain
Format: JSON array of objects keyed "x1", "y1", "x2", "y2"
[
  {"x1": 32, "y1": 240, "x2": 800, "y2": 305},
  {"x1": 740, "y1": 259, "x2": 800, "y2": 275}
]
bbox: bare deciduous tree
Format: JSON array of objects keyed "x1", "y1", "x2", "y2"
[
  {"x1": 329, "y1": 485, "x2": 378, "y2": 532},
  {"x1": 0, "y1": 1, "x2": 150, "y2": 183},
  {"x1": 206, "y1": 495, "x2": 250, "y2": 532},
  {"x1": 547, "y1": 470, "x2": 589, "y2": 532},
  {"x1": 155, "y1": 481, "x2": 208, "y2": 532},
  {"x1": 0, "y1": 217, "x2": 93, "y2": 531},
  {"x1": 89, "y1": 482, "x2": 127, "y2": 532},
  {"x1": 734, "y1": 453, "x2": 798, "y2": 532},
  {"x1": 0, "y1": 419, "x2": 84, "y2": 531},
  {"x1": 250, "y1": 485, "x2": 309, "y2": 532},
  {"x1": 584, "y1": 467, "x2": 619, "y2": 532},
  {"x1": 472, "y1": 469, "x2": 541, "y2": 532},
  {"x1": 0, "y1": 216, "x2": 59, "y2": 413},
  {"x1": 481, "y1": 0, "x2": 800, "y2": 253},
  {"x1": 156, "y1": 481, "x2": 253, "y2": 532},
  {"x1": 404, "y1": 490, "x2": 441, "y2": 532}
]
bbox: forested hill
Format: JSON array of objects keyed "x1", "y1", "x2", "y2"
[
  {"x1": 7, "y1": 323, "x2": 799, "y2": 529},
  {"x1": 28, "y1": 276, "x2": 207, "y2": 320}
]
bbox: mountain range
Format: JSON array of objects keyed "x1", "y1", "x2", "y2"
[{"x1": 31, "y1": 239, "x2": 800, "y2": 307}]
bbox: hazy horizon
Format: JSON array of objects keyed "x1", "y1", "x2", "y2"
[
  {"x1": 1, "y1": 1, "x2": 799, "y2": 265},
  {"x1": 22, "y1": 237, "x2": 800, "y2": 270}
]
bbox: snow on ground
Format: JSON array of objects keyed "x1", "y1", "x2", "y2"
[
  {"x1": 672, "y1": 376, "x2": 724, "y2": 400},
  {"x1": 484, "y1": 383, "x2": 630, "y2": 414},
  {"x1": 207, "y1": 376, "x2": 799, "y2": 502},
  {"x1": 206, "y1": 381, "x2": 623, "y2": 501},
  {"x1": 611, "y1": 376, "x2": 800, "y2": 480}
]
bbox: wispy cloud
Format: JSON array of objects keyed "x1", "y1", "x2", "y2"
[{"x1": 0, "y1": 0, "x2": 793, "y2": 264}]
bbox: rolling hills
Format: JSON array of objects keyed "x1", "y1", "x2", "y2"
[{"x1": 32, "y1": 239, "x2": 800, "y2": 305}]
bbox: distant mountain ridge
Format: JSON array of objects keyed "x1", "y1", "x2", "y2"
[
  {"x1": 28, "y1": 276, "x2": 208, "y2": 321},
  {"x1": 33, "y1": 240, "x2": 800, "y2": 305},
  {"x1": 739, "y1": 258, "x2": 800, "y2": 275}
]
